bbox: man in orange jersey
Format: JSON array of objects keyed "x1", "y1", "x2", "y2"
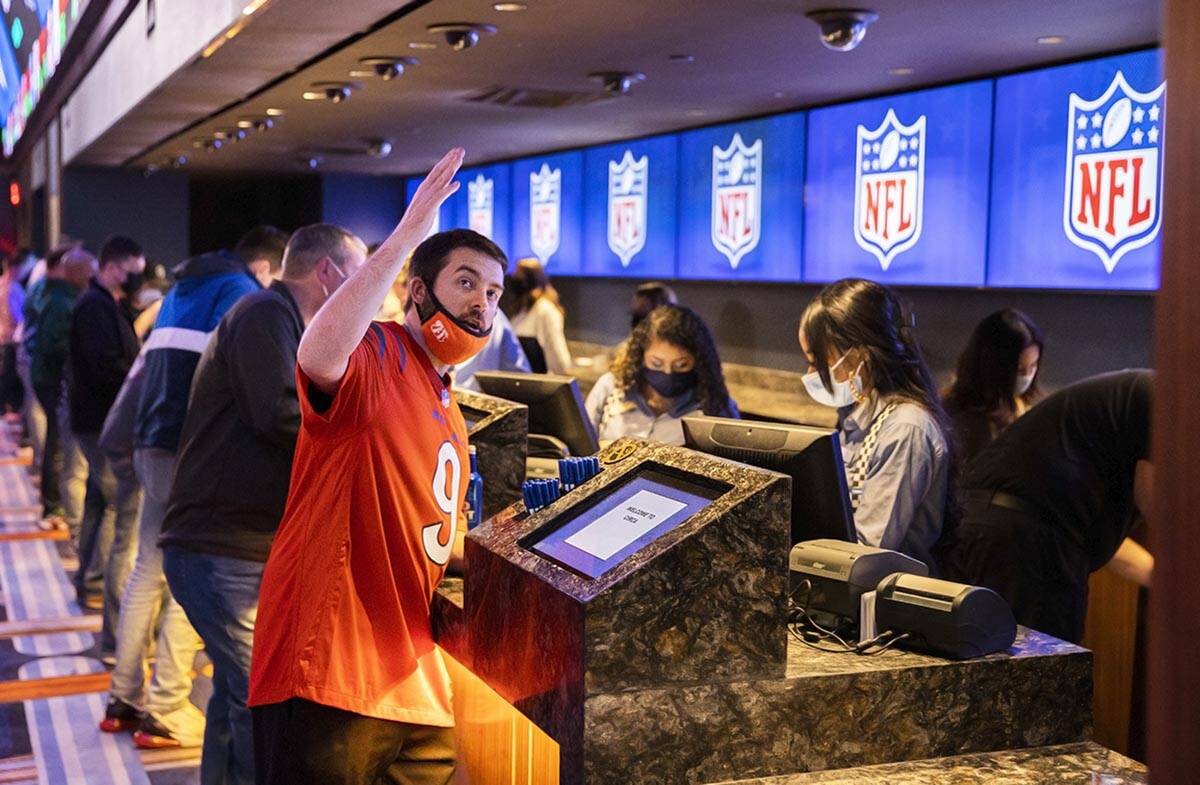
[{"x1": 248, "y1": 148, "x2": 506, "y2": 784}]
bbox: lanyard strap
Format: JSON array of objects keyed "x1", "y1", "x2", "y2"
[{"x1": 847, "y1": 401, "x2": 898, "y2": 511}]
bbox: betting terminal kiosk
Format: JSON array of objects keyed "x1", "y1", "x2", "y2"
[
  {"x1": 453, "y1": 388, "x2": 528, "y2": 519},
  {"x1": 460, "y1": 437, "x2": 790, "y2": 784}
]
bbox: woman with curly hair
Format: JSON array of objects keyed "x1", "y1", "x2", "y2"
[{"x1": 584, "y1": 304, "x2": 737, "y2": 446}]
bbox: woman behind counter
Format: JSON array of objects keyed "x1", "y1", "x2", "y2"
[
  {"x1": 506, "y1": 258, "x2": 573, "y2": 374},
  {"x1": 799, "y1": 278, "x2": 956, "y2": 573},
  {"x1": 585, "y1": 304, "x2": 737, "y2": 446},
  {"x1": 942, "y1": 309, "x2": 1044, "y2": 467}
]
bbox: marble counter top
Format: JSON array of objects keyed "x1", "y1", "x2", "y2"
[{"x1": 707, "y1": 742, "x2": 1146, "y2": 784}]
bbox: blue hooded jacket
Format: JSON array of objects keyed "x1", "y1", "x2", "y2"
[{"x1": 134, "y1": 251, "x2": 260, "y2": 452}]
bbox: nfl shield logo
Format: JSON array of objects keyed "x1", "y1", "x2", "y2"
[
  {"x1": 530, "y1": 163, "x2": 561, "y2": 264},
  {"x1": 711, "y1": 133, "x2": 762, "y2": 269},
  {"x1": 1064, "y1": 71, "x2": 1165, "y2": 273},
  {"x1": 853, "y1": 109, "x2": 925, "y2": 271},
  {"x1": 468, "y1": 174, "x2": 494, "y2": 239},
  {"x1": 607, "y1": 150, "x2": 648, "y2": 267}
]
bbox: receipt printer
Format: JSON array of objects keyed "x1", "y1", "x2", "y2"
[
  {"x1": 875, "y1": 574, "x2": 1017, "y2": 659},
  {"x1": 789, "y1": 539, "x2": 927, "y2": 620}
]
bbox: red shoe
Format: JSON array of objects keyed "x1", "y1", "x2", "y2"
[
  {"x1": 98, "y1": 697, "x2": 144, "y2": 733},
  {"x1": 132, "y1": 704, "x2": 205, "y2": 749}
]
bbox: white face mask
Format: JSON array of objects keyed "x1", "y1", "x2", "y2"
[
  {"x1": 802, "y1": 353, "x2": 862, "y2": 409},
  {"x1": 1014, "y1": 369, "x2": 1036, "y2": 396}
]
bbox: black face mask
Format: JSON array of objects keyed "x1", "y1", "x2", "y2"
[
  {"x1": 120, "y1": 273, "x2": 145, "y2": 297},
  {"x1": 642, "y1": 368, "x2": 697, "y2": 399}
]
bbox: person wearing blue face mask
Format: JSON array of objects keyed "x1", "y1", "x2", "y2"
[
  {"x1": 585, "y1": 304, "x2": 737, "y2": 446},
  {"x1": 799, "y1": 278, "x2": 957, "y2": 573}
]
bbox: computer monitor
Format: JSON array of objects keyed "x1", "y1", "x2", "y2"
[
  {"x1": 682, "y1": 414, "x2": 856, "y2": 545},
  {"x1": 524, "y1": 465, "x2": 725, "y2": 580},
  {"x1": 475, "y1": 371, "x2": 600, "y2": 457}
]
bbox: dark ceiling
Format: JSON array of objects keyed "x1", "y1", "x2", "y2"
[{"x1": 75, "y1": 0, "x2": 1160, "y2": 176}]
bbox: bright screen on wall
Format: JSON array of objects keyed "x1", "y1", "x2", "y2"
[
  {"x1": 510, "y1": 151, "x2": 584, "y2": 275},
  {"x1": 676, "y1": 112, "x2": 805, "y2": 282},
  {"x1": 527, "y1": 467, "x2": 722, "y2": 580},
  {"x1": 1, "y1": 0, "x2": 89, "y2": 156},
  {"x1": 988, "y1": 49, "x2": 1164, "y2": 290},
  {"x1": 804, "y1": 80, "x2": 993, "y2": 286},
  {"x1": 580, "y1": 134, "x2": 678, "y2": 278},
  {"x1": 448, "y1": 162, "x2": 512, "y2": 258},
  {"x1": 404, "y1": 178, "x2": 455, "y2": 243}
]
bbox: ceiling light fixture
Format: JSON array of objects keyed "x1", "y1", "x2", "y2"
[
  {"x1": 408, "y1": 41, "x2": 437, "y2": 50},
  {"x1": 242, "y1": 0, "x2": 270, "y2": 16},
  {"x1": 265, "y1": 108, "x2": 285, "y2": 116},
  {"x1": 888, "y1": 67, "x2": 914, "y2": 75},
  {"x1": 493, "y1": 2, "x2": 526, "y2": 10},
  {"x1": 426, "y1": 22, "x2": 497, "y2": 51},
  {"x1": 236, "y1": 119, "x2": 255, "y2": 129},
  {"x1": 668, "y1": 54, "x2": 695, "y2": 63},
  {"x1": 359, "y1": 56, "x2": 419, "y2": 80},
  {"x1": 589, "y1": 71, "x2": 646, "y2": 95},
  {"x1": 303, "y1": 82, "x2": 357, "y2": 102},
  {"x1": 253, "y1": 118, "x2": 274, "y2": 132},
  {"x1": 1036, "y1": 35, "x2": 1066, "y2": 45}
]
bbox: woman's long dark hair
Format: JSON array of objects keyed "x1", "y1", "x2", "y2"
[
  {"x1": 610, "y1": 304, "x2": 735, "y2": 417},
  {"x1": 943, "y1": 309, "x2": 1044, "y2": 430},
  {"x1": 799, "y1": 278, "x2": 960, "y2": 543},
  {"x1": 502, "y1": 257, "x2": 562, "y2": 317}
]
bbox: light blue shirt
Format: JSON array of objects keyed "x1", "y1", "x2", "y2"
[
  {"x1": 452, "y1": 310, "x2": 531, "y2": 391},
  {"x1": 839, "y1": 396, "x2": 949, "y2": 573}
]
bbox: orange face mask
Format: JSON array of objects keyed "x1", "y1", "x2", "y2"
[{"x1": 419, "y1": 288, "x2": 491, "y2": 366}]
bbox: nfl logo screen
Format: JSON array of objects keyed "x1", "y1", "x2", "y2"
[
  {"x1": 711, "y1": 133, "x2": 763, "y2": 269},
  {"x1": 853, "y1": 109, "x2": 925, "y2": 270},
  {"x1": 1064, "y1": 71, "x2": 1165, "y2": 273},
  {"x1": 607, "y1": 150, "x2": 648, "y2": 267},
  {"x1": 468, "y1": 174, "x2": 494, "y2": 239},
  {"x1": 530, "y1": 163, "x2": 561, "y2": 264}
]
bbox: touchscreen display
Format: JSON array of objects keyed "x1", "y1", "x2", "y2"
[{"x1": 529, "y1": 468, "x2": 720, "y2": 579}]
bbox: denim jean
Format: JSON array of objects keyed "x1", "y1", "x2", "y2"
[
  {"x1": 109, "y1": 448, "x2": 203, "y2": 714},
  {"x1": 164, "y1": 548, "x2": 262, "y2": 785},
  {"x1": 76, "y1": 431, "x2": 140, "y2": 653}
]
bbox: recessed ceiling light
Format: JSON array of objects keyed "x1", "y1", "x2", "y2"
[
  {"x1": 888, "y1": 67, "x2": 914, "y2": 75},
  {"x1": 687, "y1": 108, "x2": 706, "y2": 117},
  {"x1": 302, "y1": 91, "x2": 324, "y2": 100},
  {"x1": 349, "y1": 70, "x2": 373, "y2": 78},
  {"x1": 668, "y1": 54, "x2": 695, "y2": 63},
  {"x1": 493, "y1": 2, "x2": 526, "y2": 10},
  {"x1": 1037, "y1": 35, "x2": 1065, "y2": 45},
  {"x1": 265, "y1": 108, "x2": 285, "y2": 116},
  {"x1": 409, "y1": 41, "x2": 437, "y2": 50},
  {"x1": 236, "y1": 119, "x2": 255, "y2": 129}
]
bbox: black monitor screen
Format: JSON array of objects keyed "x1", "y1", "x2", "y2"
[
  {"x1": 475, "y1": 371, "x2": 599, "y2": 457},
  {"x1": 526, "y1": 467, "x2": 724, "y2": 580}
]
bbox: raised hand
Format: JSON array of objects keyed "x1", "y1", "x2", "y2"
[{"x1": 396, "y1": 147, "x2": 465, "y2": 245}]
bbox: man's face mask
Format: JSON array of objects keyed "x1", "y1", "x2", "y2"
[{"x1": 418, "y1": 283, "x2": 491, "y2": 366}]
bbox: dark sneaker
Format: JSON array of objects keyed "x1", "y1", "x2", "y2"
[
  {"x1": 98, "y1": 697, "x2": 144, "y2": 733},
  {"x1": 132, "y1": 704, "x2": 205, "y2": 749}
]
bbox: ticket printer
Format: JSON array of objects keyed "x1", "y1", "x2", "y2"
[{"x1": 789, "y1": 539, "x2": 927, "y2": 620}]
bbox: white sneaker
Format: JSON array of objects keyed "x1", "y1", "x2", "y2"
[{"x1": 133, "y1": 701, "x2": 205, "y2": 749}]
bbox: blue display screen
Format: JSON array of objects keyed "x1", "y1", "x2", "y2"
[
  {"x1": 676, "y1": 113, "x2": 806, "y2": 281},
  {"x1": 529, "y1": 469, "x2": 719, "y2": 579},
  {"x1": 404, "y1": 178, "x2": 455, "y2": 241},
  {"x1": 581, "y1": 135, "x2": 679, "y2": 278},
  {"x1": 988, "y1": 49, "x2": 1164, "y2": 290},
  {"x1": 450, "y1": 163, "x2": 513, "y2": 258},
  {"x1": 804, "y1": 81, "x2": 993, "y2": 286},
  {"x1": 510, "y1": 152, "x2": 584, "y2": 275}
]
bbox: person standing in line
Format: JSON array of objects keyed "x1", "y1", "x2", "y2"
[
  {"x1": 235, "y1": 226, "x2": 289, "y2": 289},
  {"x1": 250, "y1": 150, "x2": 504, "y2": 784},
  {"x1": 102, "y1": 234, "x2": 265, "y2": 749},
  {"x1": 68, "y1": 236, "x2": 145, "y2": 656},
  {"x1": 159, "y1": 224, "x2": 366, "y2": 785}
]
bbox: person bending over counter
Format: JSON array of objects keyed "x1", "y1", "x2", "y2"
[
  {"x1": 943, "y1": 309, "x2": 1045, "y2": 467},
  {"x1": 586, "y1": 304, "x2": 737, "y2": 446},
  {"x1": 944, "y1": 370, "x2": 1153, "y2": 644},
  {"x1": 630, "y1": 281, "x2": 677, "y2": 329},
  {"x1": 799, "y1": 278, "x2": 955, "y2": 574}
]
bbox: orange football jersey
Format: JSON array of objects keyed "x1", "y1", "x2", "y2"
[{"x1": 249, "y1": 321, "x2": 468, "y2": 727}]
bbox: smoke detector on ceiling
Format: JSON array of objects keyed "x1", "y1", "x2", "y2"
[{"x1": 805, "y1": 8, "x2": 878, "y2": 52}]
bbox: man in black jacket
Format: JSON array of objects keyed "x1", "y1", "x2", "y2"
[
  {"x1": 160, "y1": 223, "x2": 365, "y2": 785},
  {"x1": 68, "y1": 236, "x2": 144, "y2": 646}
]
